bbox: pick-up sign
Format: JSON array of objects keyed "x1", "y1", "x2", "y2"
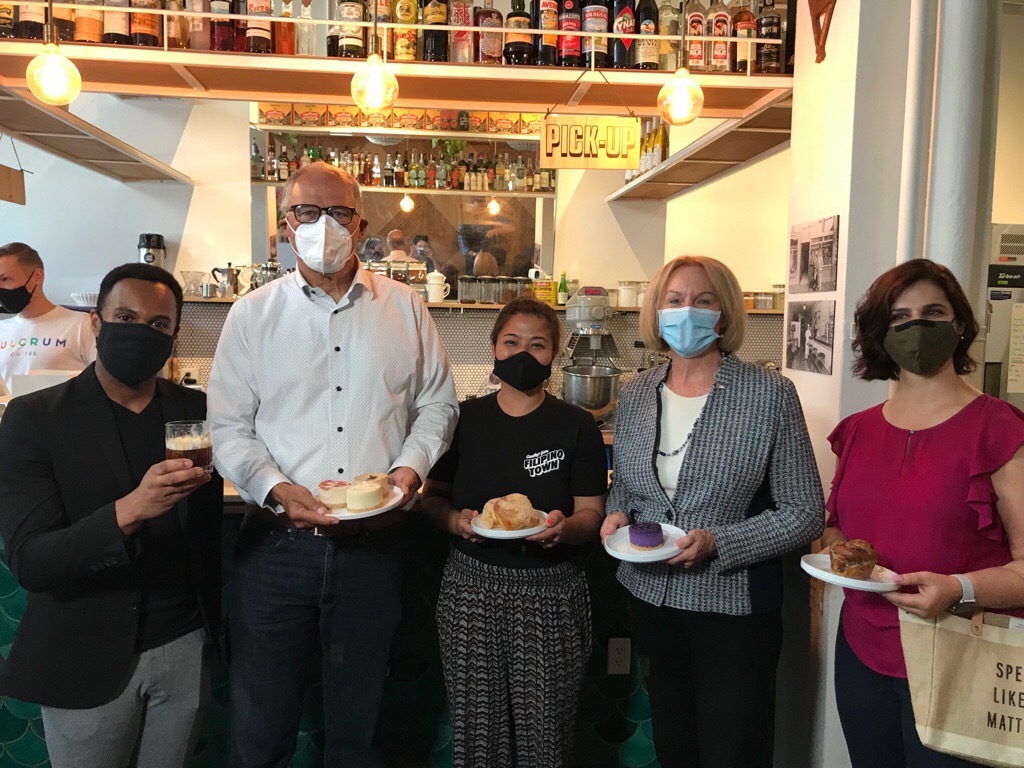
[{"x1": 541, "y1": 116, "x2": 641, "y2": 170}]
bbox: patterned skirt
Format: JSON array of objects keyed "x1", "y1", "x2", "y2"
[{"x1": 436, "y1": 546, "x2": 593, "y2": 768}]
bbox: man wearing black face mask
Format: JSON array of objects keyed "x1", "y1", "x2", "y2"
[
  {"x1": 0, "y1": 242, "x2": 95, "y2": 397},
  {"x1": 0, "y1": 263, "x2": 223, "y2": 768}
]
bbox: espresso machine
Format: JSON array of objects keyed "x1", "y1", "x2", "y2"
[
  {"x1": 562, "y1": 286, "x2": 621, "y2": 425},
  {"x1": 138, "y1": 234, "x2": 166, "y2": 268}
]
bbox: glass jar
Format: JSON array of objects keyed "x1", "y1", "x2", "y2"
[
  {"x1": 407, "y1": 262, "x2": 427, "y2": 285},
  {"x1": 389, "y1": 261, "x2": 409, "y2": 283},
  {"x1": 754, "y1": 292, "x2": 773, "y2": 310},
  {"x1": 458, "y1": 275, "x2": 478, "y2": 304},
  {"x1": 618, "y1": 280, "x2": 638, "y2": 307},
  {"x1": 636, "y1": 281, "x2": 649, "y2": 307},
  {"x1": 478, "y1": 276, "x2": 498, "y2": 304},
  {"x1": 743, "y1": 292, "x2": 756, "y2": 310},
  {"x1": 496, "y1": 276, "x2": 515, "y2": 304},
  {"x1": 514, "y1": 277, "x2": 533, "y2": 299},
  {"x1": 772, "y1": 284, "x2": 785, "y2": 310},
  {"x1": 368, "y1": 260, "x2": 389, "y2": 280}
]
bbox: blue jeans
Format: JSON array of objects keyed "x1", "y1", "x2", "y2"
[{"x1": 226, "y1": 514, "x2": 405, "y2": 768}]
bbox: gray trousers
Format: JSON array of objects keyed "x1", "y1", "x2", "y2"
[{"x1": 40, "y1": 629, "x2": 210, "y2": 768}]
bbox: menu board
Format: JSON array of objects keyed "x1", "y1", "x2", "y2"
[{"x1": 1008, "y1": 303, "x2": 1024, "y2": 394}]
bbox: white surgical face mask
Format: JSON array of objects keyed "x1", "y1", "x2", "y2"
[{"x1": 288, "y1": 215, "x2": 354, "y2": 275}]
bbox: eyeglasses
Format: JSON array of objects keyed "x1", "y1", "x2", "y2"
[{"x1": 287, "y1": 205, "x2": 357, "y2": 225}]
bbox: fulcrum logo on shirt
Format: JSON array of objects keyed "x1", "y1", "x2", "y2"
[{"x1": 524, "y1": 448, "x2": 565, "y2": 477}]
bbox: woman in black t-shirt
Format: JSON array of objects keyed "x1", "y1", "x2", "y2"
[{"x1": 423, "y1": 298, "x2": 608, "y2": 768}]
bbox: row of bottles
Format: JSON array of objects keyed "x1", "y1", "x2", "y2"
[
  {"x1": 681, "y1": 0, "x2": 781, "y2": 74},
  {"x1": 624, "y1": 116, "x2": 668, "y2": 182},
  {"x1": 250, "y1": 141, "x2": 556, "y2": 192}
]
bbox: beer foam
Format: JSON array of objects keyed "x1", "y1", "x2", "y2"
[{"x1": 166, "y1": 435, "x2": 212, "y2": 450}]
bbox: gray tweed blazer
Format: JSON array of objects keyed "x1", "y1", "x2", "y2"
[{"x1": 607, "y1": 353, "x2": 825, "y2": 615}]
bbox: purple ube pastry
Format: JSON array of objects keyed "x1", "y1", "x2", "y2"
[{"x1": 628, "y1": 522, "x2": 664, "y2": 551}]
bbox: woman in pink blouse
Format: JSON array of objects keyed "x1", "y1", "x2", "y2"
[{"x1": 823, "y1": 260, "x2": 1024, "y2": 768}]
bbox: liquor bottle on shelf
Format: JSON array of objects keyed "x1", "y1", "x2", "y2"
[
  {"x1": 101, "y1": 0, "x2": 131, "y2": 43},
  {"x1": 515, "y1": 155, "x2": 526, "y2": 191},
  {"x1": 473, "y1": 0, "x2": 502, "y2": 64},
  {"x1": 278, "y1": 146, "x2": 290, "y2": 180},
  {"x1": 383, "y1": 154, "x2": 394, "y2": 187},
  {"x1": 373, "y1": 0, "x2": 391, "y2": 54},
  {"x1": 297, "y1": 0, "x2": 314, "y2": 53},
  {"x1": 730, "y1": 0, "x2": 755, "y2": 72},
  {"x1": 531, "y1": 0, "x2": 558, "y2": 65},
  {"x1": 540, "y1": 165, "x2": 551, "y2": 191},
  {"x1": 51, "y1": 0, "x2": 75, "y2": 41},
  {"x1": 372, "y1": 155, "x2": 382, "y2": 186},
  {"x1": 557, "y1": 0, "x2": 581, "y2": 67},
  {"x1": 417, "y1": 153, "x2": 428, "y2": 187},
  {"x1": 166, "y1": 0, "x2": 189, "y2": 48},
  {"x1": 706, "y1": 0, "x2": 730, "y2": 72},
  {"x1": 422, "y1": 0, "x2": 448, "y2": 60},
  {"x1": 392, "y1": 0, "x2": 417, "y2": 60},
  {"x1": 756, "y1": 0, "x2": 781, "y2": 74},
  {"x1": 329, "y1": 0, "x2": 365, "y2": 57},
  {"x1": 274, "y1": 0, "x2": 296, "y2": 54},
  {"x1": 232, "y1": 0, "x2": 247, "y2": 51},
  {"x1": 299, "y1": 143, "x2": 311, "y2": 167},
  {"x1": 0, "y1": 2, "x2": 14, "y2": 38},
  {"x1": 682, "y1": 0, "x2": 706, "y2": 71},
  {"x1": 581, "y1": 0, "x2": 609, "y2": 69},
  {"x1": 186, "y1": 0, "x2": 211, "y2": 48},
  {"x1": 425, "y1": 155, "x2": 436, "y2": 187},
  {"x1": 210, "y1": 0, "x2": 234, "y2": 49},
  {"x1": 557, "y1": 272, "x2": 568, "y2": 305},
  {"x1": 656, "y1": 0, "x2": 678, "y2": 70},
  {"x1": 611, "y1": 0, "x2": 634, "y2": 69},
  {"x1": 266, "y1": 146, "x2": 278, "y2": 180},
  {"x1": 393, "y1": 153, "x2": 404, "y2": 186},
  {"x1": 503, "y1": 0, "x2": 534, "y2": 65},
  {"x1": 633, "y1": 0, "x2": 658, "y2": 69},
  {"x1": 526, "y1": 157, "x2": 535, "y2": 191},
  {"x1": 15, "y1": 0, "x2": 45, "y2": 38},
  {"x1": 246, "y1": 0, "x2": 273, "y2": 52},
  {"x1": 74, "y1": 0, "x2": 103, "y2": 42},
  {"x1": 458, "y1": 153, "x2": 468, "y2": 189},
  {"x1": 130, "y1": 0, "x2": 161, "y2": 46},
  {"x1": 449, "y1": 0, "x2": 472, "y2": 61},
  {"x1": 250, "y1": 141, "x2": 264, "y2": 180}
]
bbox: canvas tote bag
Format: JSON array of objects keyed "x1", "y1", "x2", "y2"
[{"x1": 900, "y1": 608, "x2": 1024, "y2": 767}]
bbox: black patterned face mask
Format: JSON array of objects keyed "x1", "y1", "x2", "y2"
[{"x1": 883, "y1": 319, "x2": 959, "y2": 376}]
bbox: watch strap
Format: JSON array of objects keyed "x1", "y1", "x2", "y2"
[{"x1": 952, "y1": 573, "x2": 976, "y2": 609}]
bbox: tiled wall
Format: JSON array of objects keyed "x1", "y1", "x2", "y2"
[{"x1": 175, "y1": 301, "x2": 784, "y2": 397}]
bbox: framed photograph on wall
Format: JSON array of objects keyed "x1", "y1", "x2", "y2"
[
  {"x1": 788, "y1": 215, "x2": 840, "y2": 293},
  {"x1": 785, "y1": 300, "x2": 836, "y2": 376}
]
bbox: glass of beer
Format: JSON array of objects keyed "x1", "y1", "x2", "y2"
[{"x1": 165, "y1": 420, "x2": 213, "y2": 473}]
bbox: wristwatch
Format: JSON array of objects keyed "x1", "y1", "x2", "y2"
[{"x1": 950, "y1": 574, "x2": 976, "y2": 614}]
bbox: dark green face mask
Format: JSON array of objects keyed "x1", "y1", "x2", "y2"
[{"x1": 883, "y1": 319, "x2": 960, "y2": 376}]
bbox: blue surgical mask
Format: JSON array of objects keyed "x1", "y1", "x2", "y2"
[{"x1": 658, "y1": 307, "x2": 721, "y2": 358}]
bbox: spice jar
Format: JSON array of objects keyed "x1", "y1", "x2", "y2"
[
  {"x1": 478, "y1": 276, "x2": 498, "y2": 304},
  {"x1": 618, "y1": 280, "x2": 638, "y2": 307},
  {"x1": 496, "y1": 276, "x2": 515, "y2": 304},
  {"x1": 458, "y1": 275, "x2": 478, "y2": 304},
  {"x1": 514, "y1": 277, "x2": 533, "y2": 299}
]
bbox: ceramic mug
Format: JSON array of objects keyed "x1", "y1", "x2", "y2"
[{"x1": 427, "y1": 283, "x2": 451, "y2": 303}]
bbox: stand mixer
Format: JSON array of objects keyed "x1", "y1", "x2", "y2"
[{"x1": 562, "y1": 287, "x2": 622, "y2": 425}]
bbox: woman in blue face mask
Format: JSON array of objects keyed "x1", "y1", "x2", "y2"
[
  {"x1": 421, "y1": 298, "x2": 608, "y2": 768},
  {"x1": 600, "y1": 255, "x2": 825, "y2": 768}
]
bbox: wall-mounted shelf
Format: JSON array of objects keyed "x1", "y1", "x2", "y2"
[
  {"x1": 0, "y1": 86, "x2": 192, "y2": 184},
  {"x1": 251, "y1": 124, "x2": 540, "y2": 144},
  {"x1": 251, "y1": 181, "x2": 555, "y2": 198},
  {"x1": 607, "y1": 90, "x2": 792, "y2": 203},
  {"x1": 0, "y1": 42, "x2": 791, "y2": 118}
]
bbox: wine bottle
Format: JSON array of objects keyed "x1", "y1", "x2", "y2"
[
  {"x1": 232, "y1": 0, "x2": 247, "y2": 50},
  {"x1": 531, "y1": 0, "x2": 558, "y2": 65},
  {"x1": 422, "y1": 0, "x2": 448, "y2": 61},
  {"x1": 274, "y1": 0, "x2": 296, "y2": 54},
  {"x1": 503, "y1": 0, "x2": 533, "y2": 65},
  {"x1": 581, "y1": 0, "x2": 609, "y2": 69},
  {"x1": 392, "y1": 0, "x2": 417, "y2": 60},
  {"x1": 557, "y1": 0, "x2": 581, "y2": 67},
  {"x1": 101, "y1": 0, "x2": 131, "y2": 43},
  {"x1": 210, "y1": 0, "x2": 234, "y2": 49},
  {"x1": 51, "y1": 0, "x2": 75, "y2": 41},
  {"x1": 656, "y1": 0, "x2": 678, "y2": 70},
  {"x1": 166, "y1": 0, "x2": 188, "y2": 48},
  {"x1": 15, "y1": 0, "x2": 45, "y2": 38},
  {"x1": 246, "y1": 0, "x2": 273, "y2": 53},
  {"x1": 633, "y1": 0, "x2": 657, "y2": 69},
  {"x1": 557, "y1": 272, "x2": 569, "y2": 305},
  {"x1": 130, "y1": 0, "x2": 160, "y2": 46},
  {"x1": 336, "y1": 0, "x2": 365, "y2": 57},
  {"x1": 187, "y1": 0, "x2": 211, "y2": 48},
  {"x1": 74, "y1": 0, "x2": 103, "y2": 42},
  {"x1": 473, "y1": 0, "x2": 502, "y2": 64},
  {"x1": 730, "y1": 0, "x2": 755, "y2": 73},
  {"x1": 0, "y1": 3, "x2": 13, "y2": 38},
  {"x1": 611, "y1": 0, "x2": 634, "y2": 69},
  {"x1": 373, "y1": 0, "x2": 391, "y2": 55}
]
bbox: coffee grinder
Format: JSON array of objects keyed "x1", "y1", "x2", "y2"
[{"x1": 138, "y1": 234, "x2": 166, "y2": 268}]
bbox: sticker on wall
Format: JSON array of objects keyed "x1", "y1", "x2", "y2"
[
  {"x1": 786, "y1": 300, "x2": 835, "y2": 376},
  {"x1": 789, "y1": 214, "x2": 840, "y2": 294}
]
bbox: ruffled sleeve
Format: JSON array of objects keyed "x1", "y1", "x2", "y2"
[
  {"x1": 968, "y1": 398, "x2": 1024, "y2": 542},
  {"x1": 824, "y1": 412, "x2": 861, "y2": 528}
]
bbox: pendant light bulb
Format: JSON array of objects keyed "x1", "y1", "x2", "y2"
[
  {"x1": 26, "y1": 41, "x2": 82, "y2": 106},
  {"x1": 656, "y1": 67, "x2": 704, "y2": 127},
  {"x1": 399, "y1": 193, "x2": 414, "y2": 213},
  {"x1": 351, "y1": 52, "x2": 399, "y2": 113},
  {"x1": 487, "y1": 197, "x2": 500, "y2": 216}
]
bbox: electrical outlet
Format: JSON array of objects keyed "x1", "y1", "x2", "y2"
[{"x1": 607, "y1": 637, "x2": 631, "y2": 675}]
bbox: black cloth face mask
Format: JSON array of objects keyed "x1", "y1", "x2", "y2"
[
  {"x1": 0, "y1": 279, "x2": 35, "y2": 314},
  {"x1": 97, "y1": 321, "x2": 175, "y2": 387},
  {"x1": 493, "y1": 350, "x2": 552, "y2": 392},
  {"x1": 883, "y1": 319, "x2": 960, "y2": 376}
]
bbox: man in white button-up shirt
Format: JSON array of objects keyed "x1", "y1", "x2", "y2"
[{"x1": 207, "y1": 162, "x2": 458, "y2": 768}]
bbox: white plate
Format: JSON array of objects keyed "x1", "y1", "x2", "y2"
[
  {"x1": 800, "y1": 553, "x2": 899, "y2": 593},
  {"x1": 322, "y1": 485, "x2": 405, "y2": 521},
  {"x1": 603, "y1": 524, "x2": 687, "y2": 563},
  {"x1": 471, "y1": 509, "x2": 549, "y2": 540}
]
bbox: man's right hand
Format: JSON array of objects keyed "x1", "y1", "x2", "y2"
[
  {"x1": 115, "y1": 459, "x2": 210, "y2": 534},
  {"x1": 270, "y1": 482, "x2": 340, "y2": 530}
]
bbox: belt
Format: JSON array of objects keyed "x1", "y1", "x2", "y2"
[{"x1": 245, "y1": 503, "x2": 406, "y2": 538}]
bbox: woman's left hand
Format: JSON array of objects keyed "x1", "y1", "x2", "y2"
[
  {"x1": 883, "y1": 572, "x2": 963, "y2": 618},
  {"x1": 667, "y1": 528, "x2": 717, "y2": 568},
  {"x1": 527, "y1": 510, "x2": 566, "y2": 549}
]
